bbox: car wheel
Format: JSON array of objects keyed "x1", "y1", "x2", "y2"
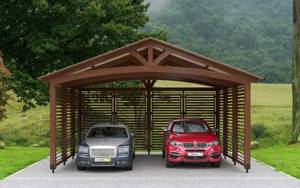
[
  {"x1": 165, "y1": 151, "x2": 174, "y2": 168},
  {"x1": 211, "y1": 161, "x2": 221, "y2": 168},
  {"x1": 77, "y1": 164, "x2": 86, "y2": 171},
  {"x1": 133, "y1": 151, "x2": 136, "y2": 159},
  {"x1": 162, "y1": 148, "x2": 165, "y2": 158},
  {"x1": 125, "y1": 160, "x2": 133, "y2": 170}
]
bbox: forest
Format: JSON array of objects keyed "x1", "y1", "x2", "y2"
[{"x1": 146, "y1": 0, "x2": 293, "y2": 83}]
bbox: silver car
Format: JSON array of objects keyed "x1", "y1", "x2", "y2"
[{"x1": 76, "y1": 123, "x2": 135, "y2": 170}]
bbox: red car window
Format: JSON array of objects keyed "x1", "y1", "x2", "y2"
[{"x1": 172, "y1": 122, "x2": 209, "y2": 133}]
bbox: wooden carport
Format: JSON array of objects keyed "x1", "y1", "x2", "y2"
[{"x1": 38, "y1": 38, "x2": 262, "y2": 173}]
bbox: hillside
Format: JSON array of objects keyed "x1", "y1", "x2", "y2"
[
  {"x1": 145, "y1": 0, "x2": 293, "y2": 83},
  {"x1": 0, "y1": 83, "x2": 292, "y2": 147}
]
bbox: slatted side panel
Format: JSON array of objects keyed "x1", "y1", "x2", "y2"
[
  {"x1": 73, "y1": 90, "x2": 80, "y2": 147},
  {"x1": 151, "y1": 91, "x2": 182, "y2": 150},
  {"x1": 116, "y1": 92, "x2": 146, "y2": 150},
  {"x1": 237, "y1": 85, "x2": 245, "y2": 165},
  {"x1": 55, "y1": 87, "x2": 63, "y2": 165},
  {"x1": 218, "y1": 90, "x2": 224, "y2": 151},
  {"x1": 185, "y1": 91, "x2": 216, "y2": 129},
  {"x1": 55, "y1": 87, "x2": 74, "y2": 166},
  {"x1": 226, "y1": 88, "x2": 233, "y2": 158},
  {"x1": 65, "y1": 88, "x2": 72, "y2": 160},
  {"x1": 82, "y1": 91, "x2": 113, "y2": 134}
]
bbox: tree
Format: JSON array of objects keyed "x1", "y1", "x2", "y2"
[
  {"x1": 0, "y1": 54, "x2": 10, "y2": 121},
  {"x1": 146, "y1": 0, "x2": 293, "y2": 83},
  {"x1": 0, "y1": 0, "x2": 164, "y2": 110},
  {"x1": 291, "y1": 0, "x2": 300, "y2": 143}
]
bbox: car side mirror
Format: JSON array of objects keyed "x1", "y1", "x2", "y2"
[
  {"x1": 162, "y1": 128, "x2": 167, "y2": 132},
  {"x1": 212, "y1": 128, "x2": 219, "y2": 133},
  {"x1": 130, "y1": 133, "x2": 135, "y2": 138}
]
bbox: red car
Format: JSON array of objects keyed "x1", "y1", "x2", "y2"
[{"x1": 162, "y1": 118, "x2": 221, "y2": 167}]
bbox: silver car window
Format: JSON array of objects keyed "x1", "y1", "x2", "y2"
[{"x1": 87, "y1": 127, "x2": 128, "y2": 138}]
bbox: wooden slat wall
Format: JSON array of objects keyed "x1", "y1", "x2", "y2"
[
  {"x1": 218, "y1": 86, "x2": 246, "y2": 166},
  {"x1": 55, "y1": 87, "x2": 75, "y2": 166},
  {"x1": 53, "y1": 86, "x2": 249, "y2": 170},
  {"x1": 151, "y1": 90, "x2": 182, "y2": 150},
  {"x1": 116, "y1": 91, "x2": 146, "y2": 150},
  {"x1": 82, "y1": 91, "x2": 113, "y2": 133},
  {"x1": 185, "y1": 91, "x2": 215, "y2": 128},
  {"x1": 237, "y1": 85, "x2": 245, "y2": 165},
  {"x1": 81, "y1": 89, "x2": 216, "y2": 151}
]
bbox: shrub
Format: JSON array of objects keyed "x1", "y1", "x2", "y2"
[{"x1": 252, "y1": 123, "x2": 268, "y2": 139}]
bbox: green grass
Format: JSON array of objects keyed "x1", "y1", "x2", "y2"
[
  {"x1": 252, "y1": 143, "x2": 300, "y2": 179},
  {"x1": 0, "y1": 92, "x2": 50, "y2": 146},
  {"x1": 0, "y1": 147, "x2": 48, "y2": 179}
]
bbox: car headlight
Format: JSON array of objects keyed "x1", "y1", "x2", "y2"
[
  {"x1": 78, "y1": 146, "x2": 89, "y2": 157},
  {"x1": 118, "y1": 145, "x2": 130, "y2": 154},
  {"x1": 169, "y1": 140, "x2": 184, "y2": 147},
  {"x1": 207, "y1": 141, "x2": 219, "y2": 147}
]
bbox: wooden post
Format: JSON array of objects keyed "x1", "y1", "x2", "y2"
[
  {"x1": 244, "y1": 84, "x2": 251, "y2": 172},
  {"x1": 49, "y1": 83, "x2": 57, "y2": 173},
  {"x1": 146, "y1": 88, "x2": 151, "y2": 154},
  {"x1": 61, "y1": 89, "x2": 67, "y2": 165},
  {"x1": 148, "y1": 46, "x2": 153, "y2": 64},
  {"x1": 215, "y1": 90, "x2": 220, "y2": 139},
  {"x1": 70, "y1": 89, "x2": 76, "y2": 158},
  {"x1": 77, "y1": 90, "x2": 83, "y2": 144},
  {"x1": 232, "y1": 87, "x2": 238, "y2": 164},
  {"x1": 223, "y1": 88, "x2": 228, "y2": 158}
]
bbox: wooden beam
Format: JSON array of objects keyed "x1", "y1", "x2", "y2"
[
  {"x1": 49, "y1": 83, "x2": 57, "y2": 173},
  {"x1": 244, "y1": 84, "x2": 251, "y2": 172},
  {"x1": 153, "y1": 50, "x2": 171, "y2": 65},
  {"x1": 148, "y1": 46, "x2": 154, "y2": 64},
  {"x1": 53, "y1": 66, "x2": 245, "y2": 86},
  {"x1": 130, "y1": 51, "x2": 147, "y2": 65}
]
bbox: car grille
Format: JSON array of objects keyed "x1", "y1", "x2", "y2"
[
  {"x1": 92, "y1": 161, "x2": 114, "y2": 166},
  {"x1": 91, "y1": 149, "x2": 115, "y2": 157},
  {"x1": 185, "y1": 156, "x2": 205, "y2": 160},
  {"x1": 183, "y1": 142, "x2": 207, "y2": 148}
]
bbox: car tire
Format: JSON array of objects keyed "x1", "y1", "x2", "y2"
[
  {"x1": 77, "y1": 164, "x2": 86, "y2": 171},
  {"x1": 165, "y1": 151, "x2": 175, "y2": 168},
  {"x1": 211, "y1": 161, "x2": 221, "y2": 168},
  {"x1": 133, "y1": 151, "x2": 136, "y2": 159},
  {"x1": 125, "y1": 160, "x2": 133, "y2": 170},
  {"x1": 162, "y1": 148, "x2": 165, "y2": 158}
]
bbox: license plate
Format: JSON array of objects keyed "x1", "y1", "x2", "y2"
[
  {"x1": 95, "y1": 157, "x2": 111, "y2": 162},
  {"x1": 187, "y1": 152, "x2": 203, "y2": 157}
]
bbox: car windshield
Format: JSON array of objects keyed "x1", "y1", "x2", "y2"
[
  {"x1": 172, "y1": 122, "x2": 209, "y2": 133},
  {"x1": 87, "y1": 127, "x2": 128, "y2": 138}
]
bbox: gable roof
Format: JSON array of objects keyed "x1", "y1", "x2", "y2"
[{"x1": 38, "y1": 37, "x2": 262, "y2": 87}]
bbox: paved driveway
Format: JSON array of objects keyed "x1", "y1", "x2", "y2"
[{"x1": 1, "y1": 154, "x2": 300, "y2": 188}]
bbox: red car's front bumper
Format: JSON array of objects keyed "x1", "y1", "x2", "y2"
[{"x1": 166, "y1": 145, "x2": 221, "y2": 164}]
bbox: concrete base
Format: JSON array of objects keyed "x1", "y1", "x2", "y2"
[{"x1": 1, "y1": 155, "x2": 300, "y2": 188}]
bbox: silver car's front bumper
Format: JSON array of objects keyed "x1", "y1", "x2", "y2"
[{"x1": 77, "y1": 155, "x2": 131, "y2": 167}]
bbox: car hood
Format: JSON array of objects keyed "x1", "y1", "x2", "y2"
[
  {"x1": 85, "y1": 137, "x2": 130, "y2": 147},
  {"x1": 169, "y1": 132, "x2": 218, "y2": 142}
]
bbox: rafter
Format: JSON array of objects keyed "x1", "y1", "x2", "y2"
[
  {"x1": 130, "y1": 50, "x2": 148, "y2": 65},
  {"x1": 153, "y1": 50, "x2": 171, "y2": 65}
]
